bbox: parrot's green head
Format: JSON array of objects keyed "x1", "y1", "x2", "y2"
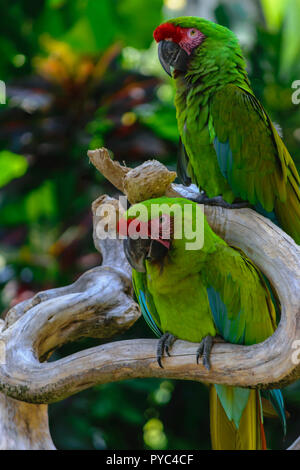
[
  {"x1": 118, "y1": 197, "x2": 223, "y2": 273},
  {"x1": 153, "y1": 16, "x2": 243, "y2": 78}
]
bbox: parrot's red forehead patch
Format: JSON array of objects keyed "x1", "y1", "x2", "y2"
[
  {"x1": 153, "y1": 23, "x2": 182, "y2": 43},
  {"x1": 117, "y1": 215, "x2": 173, "y2": 246},
  {"x1": 117, "y1": 218, "x2": 149, "y2": 237}
]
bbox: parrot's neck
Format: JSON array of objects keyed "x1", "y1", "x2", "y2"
[
  {"x1": 145, "y1": 226, "x2": 226, "y2": 295},
  {"x1": 173, "y1": 49, "x2": 253, "y2": 163},
  {"x1": 174, "y1": 47, "x2": 252, "y2": 110}
]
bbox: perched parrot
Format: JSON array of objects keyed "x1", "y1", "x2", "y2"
[
  {"x1": 118, "y1": 197, "x2": 286, "y2": 450},
  {"x1": 153, "y1": 17, "x2": 300, "y2": 245}
]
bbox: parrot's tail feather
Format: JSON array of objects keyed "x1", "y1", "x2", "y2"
[
  {"x1": 209, "y1": 385, "x2": 264, "y2": 450},
  {"x1": 259, "y1": 405, "x2": 267, "y2": 451},
  {"x1": 261, "y1": 389, "x2": 287, "y2": 435},
  {"x1": 257, "y1": 390, "x2": 267, "y2": 450},
  {"x1": 275, "y1": 179, "x2": 300, "y2": 245}
]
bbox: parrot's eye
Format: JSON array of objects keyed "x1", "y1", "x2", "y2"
[
  {"x1": 188, "y1": 29, "x2": 197, "y2": 38},
  {"x1": 159, "y1": 214, "x2": 171, "y2": 230}
]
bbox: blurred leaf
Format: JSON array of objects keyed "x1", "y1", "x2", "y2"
[
  {"x1": 280, "y1": 0, "x2": 300, "y2": 78},
  {"x1": 26, "y1": 180, "x2": 56, "y2": 222},
  {"x1": 0, "y1": 180, "x2": 56, "y2": 225},
  {"x1": 63, "y1": 0, "x2": 116, "y2": 53},
  {"x1": 261, "y1": 0, "x2": 289, "y2": 30},
  {"x1": 62, "y1": 0, "x2": 163, "y2": 53},
  {"x1": 0, "y1": 151, "x2": 28, "y2": 187},
  {"x1": 135, "y1": 103, "x2": 179, "y2": 142},
  {"x1": 115, "y1": 0, "x2": 163, "y2": 49},
  {"x1": 47, "y1": 0, "x2": 67, "y2": 8},
  {"x1": 63, "y1": 17, "x2": 108, "y2": 54},
  {"x1": 120, "y1": 404, "x2": 144, "y2": 425}
]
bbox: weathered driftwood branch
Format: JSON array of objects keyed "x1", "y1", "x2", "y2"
[
  {"x1": 0, "y1": 195, "x2": 140, "y2": 448},
  {"x1": 0, "y1": 196, "x2": 140, "y2": 403},
  {"x1": 0, "y1": 394, "x2": 55, "y2": 450},
  {"x1": 0, "y1": 147, "x2": 299, "y2": 449},
  {"x1": 85, "y1": 148, "x2": 300, "y2": 392}
]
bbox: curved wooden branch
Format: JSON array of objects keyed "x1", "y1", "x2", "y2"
[
  {"x1": 0, "y1": 148, "x2": 298, "y2": 402},
  {"x1": 86, "y1": 149, "x2": 300, "y2": 390},
  {"x1": 0, "y1": 148, "x2": 299, "y2": 449},
  {"x1": 0, "y1": 395, "x2": 55, "y2": 450}
]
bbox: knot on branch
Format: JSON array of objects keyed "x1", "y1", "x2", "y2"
[{"x1": 88, "y1": 148, "x2": 176, "y2": 203}]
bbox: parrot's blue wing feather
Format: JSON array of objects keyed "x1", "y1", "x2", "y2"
[
  {"x1": 261, "y1": 389, "x2": 286, "y2": 435},
  {"x1": 253, "y1": 202, "x2": 279, "y2": 226},
  {"x1": 138, "y1": 291, "x2": 162, "y2": 338},
  {"x1": 132, "y1": 270, "x2": 162, "y2": 338},
  {"x1": 206, "y1": 285, "x2": 245, "y2": 345},
  {"x1": 213, "y1": 137, "x2": 233, "y2": 185},
  {"x1": 213, "y1": 136, "x2": 280, "y2": 225}
]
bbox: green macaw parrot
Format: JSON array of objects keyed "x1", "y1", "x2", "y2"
[
  {"x1": 118, "y1": 197, "x2": 286, "y2": 450},
  {"x1": 153, "y1": 17, "x2": 300, "y2": 245}
]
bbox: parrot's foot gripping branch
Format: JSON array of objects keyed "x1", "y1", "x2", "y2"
[
  {"x1": 196, "y1": 335, "x2": 214, "y2": 371},
  {"x1": 190, "y1": 193, "x2": 250, "y2": 210},
  {"x1": 157, "y1": 332, "x2": 216, "y2": 371},
  {"x1": 157, "y1": 332, "x2": 177, "y2": 368}
]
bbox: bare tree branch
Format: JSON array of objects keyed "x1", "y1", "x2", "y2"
[{"x1": 0, "y1": 395, "x2": 55, "y2": 450}]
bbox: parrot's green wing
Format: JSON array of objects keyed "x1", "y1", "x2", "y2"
[
  {"x1": 211, "y1": 84, "x2": 300, "y2": 242},
  {"x1": 177, "y1": 138, "x2": 192, "y2": 186},
  {"x1": 205, "y1": 244, "x2": 276, "y2": 345},
  {"x1": 132, "y1": 269, "x2": 162, "y2": 338},
  {"x1": 204, "y1": 245, "x2": 285, "y2": 432}
]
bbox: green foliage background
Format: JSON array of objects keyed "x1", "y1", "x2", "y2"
[{"x1": 0, "y1": 0, "x2": 299, "y2": 450}]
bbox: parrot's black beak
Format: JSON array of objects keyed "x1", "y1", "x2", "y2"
[
  {"x1": 123, "y1": 237, "x2": 170, "y2": 273},
  {"x1": 158, "y1": 40, "x2": 189, "y2": 77},
  {"x1": 123, "y1": 237, "x2": 150, "y2": 273}
]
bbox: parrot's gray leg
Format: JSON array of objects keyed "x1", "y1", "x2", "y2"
[
  {"x1": 188, "y1": 192, "x2": 249, "y2": 209},
  {"x1": 165, "y1": 333, "x2": 177, "y2": 356},
  {"x1": 157, "y1": 332, "x2": 177, "y2": 368},
  {"x1": 196, "y1": 335, "x2": 214, "y2": 371}
]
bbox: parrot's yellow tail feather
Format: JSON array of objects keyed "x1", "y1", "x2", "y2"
[{"x1": 209, "y1": 386, "x2": 265, "y2": 450}]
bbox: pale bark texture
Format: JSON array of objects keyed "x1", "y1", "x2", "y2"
[{"x1": 0, "y1": 147, "x2": 298, "y2": 449}]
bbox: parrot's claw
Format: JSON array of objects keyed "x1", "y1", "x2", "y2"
[
  {"x1": 196, "y1": 335, "x2": 214, "y2": 371},
  {"x1": 188, "y1": 193, "x2": 249, "y2": 210},
  {"x1": 157, "y1": 332, "x2": 177, "y2": 368}
]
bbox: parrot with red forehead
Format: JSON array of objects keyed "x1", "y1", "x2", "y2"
[
  {"x1": 118, "y1": 197, "x2": 286, "y2": 450},
  {"x1": 153, "y1": 17, "x2": 300, "y2": 244}
]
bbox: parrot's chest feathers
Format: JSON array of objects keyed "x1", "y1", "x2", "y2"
[
  {"x1": 146, "y1": 265, "x2": 186, "y2": 295},
  {"x1": 147, "y1": 272, "x2": 217, "y2": 342},
  {"x1": 175, "y1": 86, "x2": 236, "y2": 201},
  {"x1": 145, "y1": 248, "x2": 206, "y2": 295}
]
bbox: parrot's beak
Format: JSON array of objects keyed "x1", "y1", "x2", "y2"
[
  {"x1": 158, "y1": 40, "x2": 189, "y2": 77},
  {"x1": 123, "y1": 237, "x2": 149, "y2": 273},
  {"x1": 123, "y1": 237, "x2": 170, "y2": 273}
]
